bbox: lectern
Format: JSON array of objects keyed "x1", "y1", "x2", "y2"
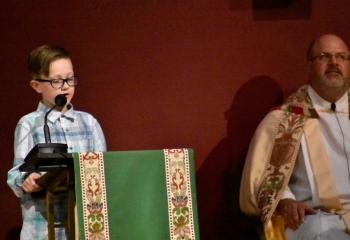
[
  {"x1": 73, "y1": 149, "x2": 200, "y2": 240},
  {"x1": 19, "y1": 143, "x2": 75, "y2": 240},
  {"x1": 21, "y1": 148, "x2": 200, "y2": 240}
]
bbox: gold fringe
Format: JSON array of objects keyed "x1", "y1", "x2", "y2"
[{"x1": 264, "y1": 215, "x2": 286, "y2": 240}]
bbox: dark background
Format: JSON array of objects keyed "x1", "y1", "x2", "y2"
[{"x1": 1, "y1": 1, "x2": 349, "y2": 239}]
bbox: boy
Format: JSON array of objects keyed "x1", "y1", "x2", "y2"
[{"x1": 7, "y1": 45, "x2": 107, "y2": 239}]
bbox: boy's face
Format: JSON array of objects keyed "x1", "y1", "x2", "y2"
[{"x1": 30, "y1": 58, "x2": 75, "y2": 112}]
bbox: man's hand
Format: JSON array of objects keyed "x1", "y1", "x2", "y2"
[
  {"x1": 22, "y1": 172, "x2": 43, "y2": 193},
  {"x1": 277, "y1": 198, "x2": 317, "y2": 230}
]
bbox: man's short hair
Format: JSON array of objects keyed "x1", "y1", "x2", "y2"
[
  {"x1": 306, "y1": 39, "x2": 316, "y2": 61},
  {"x1": 28, "y1": 45, "x2": 70, "y2": 79}
]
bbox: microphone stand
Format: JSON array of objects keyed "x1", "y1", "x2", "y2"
[
  {"x1": 44, "y1": 105, "x2": 55, "y2": 143},
  {"x1": 20, "y1": 94, "x2": 76, "y2": 239},
  {"x1": 19, "y1": 94, "x2": 73, "y2": 172}
]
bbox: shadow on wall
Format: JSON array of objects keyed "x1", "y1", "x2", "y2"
[
  {"x1": 6, "y1": 226, "x2": 21, "y2": 240},
  {"x1": 196, "y1": 76, "x2": 283, "y2": 240}
]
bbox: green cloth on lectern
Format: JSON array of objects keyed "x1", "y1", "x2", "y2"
[{"x1": 73, "y1": 149, "x2": 200, "y2": 240}]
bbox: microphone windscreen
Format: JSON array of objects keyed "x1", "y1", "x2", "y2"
[{"x1": 55, "y1": 94, "x2": 67, "y2": 107}]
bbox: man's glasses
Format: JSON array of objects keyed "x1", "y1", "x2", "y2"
[
  {"x1": 309, "y1": 52, "x2": 350, "y2": 63},
  {"x1": 35, "y1": 76, "x2": 79, "y2": 89}
]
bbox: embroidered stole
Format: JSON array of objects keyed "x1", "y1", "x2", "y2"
[
  {"x1": 257, "y1": 85, "x2": 317, "y2": 223},
  {"x1": 257, "y1": 85, "x2": 350, "y2": 226}
]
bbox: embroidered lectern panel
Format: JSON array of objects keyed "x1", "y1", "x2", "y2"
[{"x1": 73, "y1": 149, "x2": 200, "y2": 240}]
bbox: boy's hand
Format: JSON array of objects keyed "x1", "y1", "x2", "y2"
[
  {"x1": 277, "y1": 198, "x2": 317, "y2": 230},
  {"x1": 22, "y1": 172, "x2": 43, "y2": 193}
]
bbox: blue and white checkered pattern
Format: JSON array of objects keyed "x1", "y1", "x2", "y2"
[{"x1": 7, "y1": 102, "x2": 107, "y2": 239}]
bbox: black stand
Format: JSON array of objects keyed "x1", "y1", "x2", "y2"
[
  {"x1": 19, "y1": 143, "x2": 75, "y2": 240},
  {"x1": 19, "y1": 143, "x2": 72, "y2": 172}
]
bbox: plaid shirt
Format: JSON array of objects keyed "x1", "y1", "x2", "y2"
[{"x1": 7, "y1": 102, "x2": 107, "y2": 239}]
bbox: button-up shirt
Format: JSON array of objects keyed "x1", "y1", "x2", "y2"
[{"x1": 7, "y1": 102, "x2": 107, "y2": 240}]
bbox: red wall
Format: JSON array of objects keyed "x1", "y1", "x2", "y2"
[{"x1": 1, "y1": 1, "x2": 350, "y2": 239}]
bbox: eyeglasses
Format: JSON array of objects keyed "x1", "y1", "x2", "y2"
[
  {"x1": 310, "y1": 52, "x2": 350, "y2": 63},
  {"x1": 35, "y1": 76, "x2": 79, "y2": 89}
]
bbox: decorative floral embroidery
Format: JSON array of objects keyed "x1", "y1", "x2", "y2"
[
  {"x1": 79, "y1": 152, "x2": 109, "y2": 240},
  {"x1": 257, "y1": 85, "x2": 317, "y2": 223},
  {"x1": 164, "y1": 149, "x2": 196, "y2": 240},
  {"x1": 281, "y1": 85, "x2": 318, "y2": 118}
]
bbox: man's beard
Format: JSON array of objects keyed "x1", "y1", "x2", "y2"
[{"x1": 322, "y1": 73, "x2": 346, "y2": 88}]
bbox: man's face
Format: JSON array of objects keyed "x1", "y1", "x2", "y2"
[
  {"x1": 31, "y1": 58, "x2": 75, "y2": 111},
  {"x1": 309, "y1": 35, "x2": 350, "y2": 95}
]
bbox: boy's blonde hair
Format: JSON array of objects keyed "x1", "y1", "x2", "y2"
[{"x1": 28, "y1": 45, "x2": 70, "y2": 79}]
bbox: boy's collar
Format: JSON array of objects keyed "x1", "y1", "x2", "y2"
[{"x1": 37, "y1": 101, "x2": 75, "y2": 123}]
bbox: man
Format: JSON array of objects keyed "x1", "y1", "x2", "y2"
[{"x1": 240, "y1": 34, "x2": 350, "y2": 239}]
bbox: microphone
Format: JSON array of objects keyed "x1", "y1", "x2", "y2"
[
  {"x1": 44, "y1": 94, "x2": 67, "y2": 143},
  {"x1": 331, "y1": 102, "x2": 336, "y2": 112},
  {"x1": 55, "y1": 94, "x2": 67, "y2": 108}
]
